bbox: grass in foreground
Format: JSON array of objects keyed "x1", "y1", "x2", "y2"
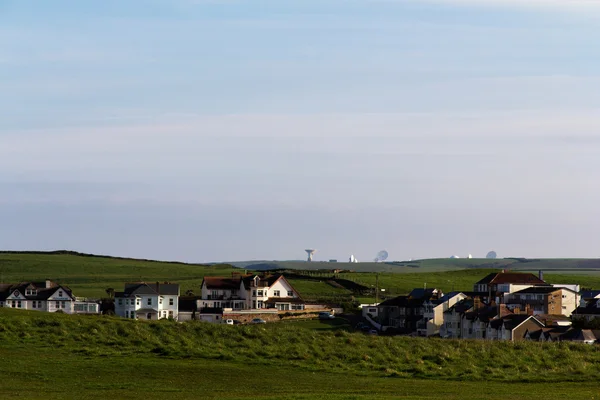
[
  {"x1": 2, "y1": 309, "x2": 600, "y2": 399},
  {"x1": 3, "y1": 308, "x2": 600, "y2": 383}
]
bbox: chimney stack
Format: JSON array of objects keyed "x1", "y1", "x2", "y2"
[{"x1": 538, "y1": 270, "x2": 544, "y2": 281}]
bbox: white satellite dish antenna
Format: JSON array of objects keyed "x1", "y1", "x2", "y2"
[
  {"x1": 305, "y1": 249, "x2": 316, "y2": 262},
  {"x1": 486, "y1": 251, "x2": 497, "y2": 259},
  {"x1": 467, "y1": 254, "x2": 473, "y2": 259},
  {"x1": 374, "y1": 250, "x2": 389, "y2": 262},
  {"x1": 450, "y1": 255, "x2": 460, "y2": 259}
]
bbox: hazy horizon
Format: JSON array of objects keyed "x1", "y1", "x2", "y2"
[{"x1": 3, "y1": 1, "x2": 600, "y2": 263}]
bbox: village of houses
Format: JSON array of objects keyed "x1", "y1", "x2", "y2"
[{"x1": 3, "y1": 269, "x2": 600, "y2": 344}]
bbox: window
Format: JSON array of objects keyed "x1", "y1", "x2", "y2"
[
  {"x1": 368, "y1": 308, "x2": 377, "y2": 313},
  {"x1": 32, "y1": 301, "x2": 37, "y2": 309},
  {"x1": 169, "y1": 298, "x2": 174, "y2": 306},
  {"x1": 131, "y1": 312, "x2": 135, "y2": 319},
  {"x1": 56, "y1": 301, "x2": 60, "y2": 308},
  {"x1": 136, "y1": 298, "x2": 141, "y2": 306},
  {"x1": 287, "y1": 291, "x2": 293, "y2": 297},
  {"x1": 26, "y1": 289, "x2": 37, "y2": 296},
  {"x1": 17, "y1": 301, "x2": 22, "y2": 308},
  {"x1": 58, "y1": 291, "x2": 63, "y2": 297},
  {"x1": 273, "y1": 290, "x2": 280, "y2": 297},
  {"x1": 118, "y1": 299, "x2": 123, "y2": 306},
  {"x1": 147, "y1": 298, "x2": 152, "y2": 306},
  {"x1": 12, "y1": 301, "x2": 16, "y2": 308},
  {"x1": 252, "y1": 290, "x2": 257, "y2": 297},
  {"x1": 125, "y1": 311, "x2": 129, "y2": 318},
  {"x1": 257, "y1": 290, "x2": 263, "y2": 296},
  {"x1": 147, "y1": 313, "x2": 152, "y2": 319},
  {"x1": 61, "y1": 301, "x2": 66, "y2": 309},
  {"x1": 159, "y1": 298, "x2": 163, "y2": 305},
  {"x1": 169, "y1": 311, "x2": 174, "y2": 318},
  {"x1": 211, "y1": 290, "x2": 218, "y2": 298},
  {"x1": 38, "y1": 301, "x2": 42, "y2": 308}
]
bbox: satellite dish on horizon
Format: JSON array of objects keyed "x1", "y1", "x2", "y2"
[
  {"x1": 374, "y1": 250, "x2": 389, "y2": 263},
  {"x1": 450, "y1": 255, "x2": 460, "y2": 259},
  {"x1": 468, "y1": 254, "x2": 473, "y2": 259},
  {"x1": 305, "y1": 249, "x2": 316, "y2": 262},
  {"x1": 486, "y1": 251, "x2": 497, "y2": 259},
  {"x1": 349, "y1": 254, "x2": 358, "y2": 263}
]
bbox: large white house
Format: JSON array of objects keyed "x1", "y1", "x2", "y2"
[
  {"x1": 115, "y1": 282, "x2": 180, "y2": 320},
  {"x1": 200, "y1": 274, "x2": 304, "y2": 311},
  {"x1": 0, "y1": 280, "x2": 98, "y2": 314}
]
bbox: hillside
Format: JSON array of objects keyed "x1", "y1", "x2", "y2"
[
  {"x1": 1, "y1": 308, "x2": 600, "y2": 399},
  {"x1": 0, "y1": 251, "x2": 238, "y2": 298},
  {"x1": 2, "y1": 252, "x2": 600, "y2": 302},
  {"x1": 239, "y1": 257, "x2": 600, "y2": 273}
]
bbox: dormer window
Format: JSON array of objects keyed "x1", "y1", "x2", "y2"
[{"x1": 26, "y1": 289, "x2": 37, "y2": 296}]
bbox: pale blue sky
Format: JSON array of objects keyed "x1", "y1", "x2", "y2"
[{"x1": 2, "y1": 0, "x2": 600, "y2": 262}]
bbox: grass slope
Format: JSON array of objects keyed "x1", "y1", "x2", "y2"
[
  {"x1": 2, "y1": 309, "x2": 600, "y2": 399},
  {"x1": 0, "y1": 252, "x2": 238, "y2": 298},
  {"x1": 2, "y1": 252, "x2": 600, "y2": 302}
]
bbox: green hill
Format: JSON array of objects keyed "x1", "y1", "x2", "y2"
[
  {"x1": 1, "y1": 308, "x2": 600, "y2": 399},
  {"x1": 0, "y1": 251, "x2": 238, "y2": 298},
  {"x1": 2, "y1": 251, "x2": 600, "y2": 301}
]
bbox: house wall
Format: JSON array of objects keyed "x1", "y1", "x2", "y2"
[
  {"x1": 428, "y1": 294, "x2": 467, "y2": 336},
  {"x1": 47, "y1": 288, "x2": 74, "y2": 313},
  {"x1": 558, "y1": 290, "x2": 577, "y2": 317}
]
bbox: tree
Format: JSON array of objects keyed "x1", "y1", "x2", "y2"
[
  {"x1": 185, "y1": 289, "x2": 195, "y2": 296},
  {"x1": 105, "y1": 288, "x2": 115, "y2": 299}
]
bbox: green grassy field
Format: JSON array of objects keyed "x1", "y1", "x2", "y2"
[
  {"x1": 0, "y1": 251, "x2": 238, "y2": 298},
  {"x1": 2, "y1": 308, "x2": 600, "y2": 399},
  {"x1": 2, "y1": 252, "x2": 600, "y2": 302}
]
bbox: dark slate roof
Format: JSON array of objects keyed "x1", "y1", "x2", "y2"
[
  {"x1": 574, "y1": 300, "x2": 600, "y2": 315},
  {"x1": 0, "y1": 281, "x2": 74, "y2": 301},
  {"x1": 465, "y1": 306, "x2": 498, "y2": 322},
  {"x1": 445, "y1": 298, "x2": 474, "y2": 314},
  {"x1": 433, "y1": 291, "x2": 464, "y2": 305},
  {"x1": 581, "y1": 290, "x2": 600, "y2": 299},
  {"x1": 408, "y1": 288, "x2": 439, "y2": 300},
  {"x1": 561, "y1": 329, "x2": 598, "y2": 342},
  {"x1": 491, "y1": 314, "x2": 542, "y2": 331},
  {"x1": 119, "y1": 283, "x2": 179, "y2": 297},
  {"x1": 378, "y1": 295, "x2": 409, "y2": 307},
  {"x1": 475, "y1": 272, "x2": 546, "y2": 286},
  {"x1": 203, "y1": 277, "x2": 241, "y2": 290}
]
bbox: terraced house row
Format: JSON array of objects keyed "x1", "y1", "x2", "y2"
[{"x1": 376, "y1": 270, "x2": 598, "y2": 342}]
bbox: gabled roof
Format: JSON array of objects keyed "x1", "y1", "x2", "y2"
[
  {"x1": 118, "y1": 282, "x2": 179, "y2": 297},
  {"x1": 445, "y1": 298, "x2": 474, "y2": 314},
  {"x1": 378, "y1": 295, "x2": 409, "y2": 307},
  {"x1": 465, "y1": 305, "x2": 498, "y2": 322},
  {"x1": 0, "y1": 281, "x2": 74, "y2": 301},
  {"x1": 202, "y1": 277, "x2": 241, "y2": 290},
  {"x1": 433, "y1": 291, "x2": 465, "y2": 306},
  {"x1": 408, "y1": 288, "x2": 438, "y2": 300},
  {"x1": 475, "y1": 272, "x2": 546, "y2": 286}
]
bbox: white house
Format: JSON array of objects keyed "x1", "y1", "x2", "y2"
[
  {"x1": 0, "y1": 281, "x2": 83, "y2": 313},
  {"x1": 114, "y1": 282, "x2": 180, "y2": 321},
  {"x1": 200, "y1": 274, "x2": 304, "y2": 311}
]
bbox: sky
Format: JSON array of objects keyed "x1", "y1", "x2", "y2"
[{"x1": 2, "y1": 0, "x2": 600, "y2": 262}]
